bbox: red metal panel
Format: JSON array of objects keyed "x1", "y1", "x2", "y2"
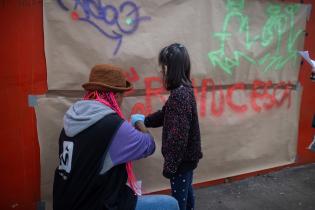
[
  {"x1": 0, "y1": 1, "x2": 46, "y2": 209},
  {"x1": 296, "y1": 0, "x2": 315, "y2": 163}
]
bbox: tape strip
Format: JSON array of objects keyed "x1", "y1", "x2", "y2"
[
  {"x1": 296, "y1": 82, "x2": 302, "y2": 92},
  {"x1": 28, "y1": 95, "x2": 38, "y2": 107}
]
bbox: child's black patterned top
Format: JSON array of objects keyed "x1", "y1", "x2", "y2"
[{"x1": 145, "y1": 85, "x2": 202, "y2": 178}]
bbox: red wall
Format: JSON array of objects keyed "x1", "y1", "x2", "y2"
[
  {"x1": 0, "y1": 0, "x2": 314, "y2": 209},
  {"x1": 297, "y1": 0, "x2": 315, "y2": 163}
]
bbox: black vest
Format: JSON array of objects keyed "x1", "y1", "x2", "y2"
[{"x1": 53, "y1": 114, "x2": 137, "y2": 210}]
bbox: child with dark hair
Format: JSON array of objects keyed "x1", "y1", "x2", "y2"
[{"x1": 132, "y1": 43, "x2": 203, "y2": 210}]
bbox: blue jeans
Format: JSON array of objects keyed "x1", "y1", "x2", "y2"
[
  {"x1": 135, "y1": 195, "x2": 179, "y2": 210},
  {"x1": 170, "y1": 171, "x2": 195, "y2": 210}
]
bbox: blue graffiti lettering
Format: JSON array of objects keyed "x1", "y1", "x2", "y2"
[{"x1": 57, "y1": 0, "x2": 151, "y2": 55}]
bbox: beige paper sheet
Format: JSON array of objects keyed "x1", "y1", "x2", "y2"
[
  {"x1": 35, "y1": 87, "x2": 301, "y2": 209},
  {"x1": 44, "y1": 0, "x2": 308, "y2": 90}
]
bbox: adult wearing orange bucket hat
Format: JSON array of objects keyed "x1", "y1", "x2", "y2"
[{"x1": 53, "y1": 64, "x2": 179, "y2": 210}]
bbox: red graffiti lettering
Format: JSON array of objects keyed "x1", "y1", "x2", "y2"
[
  {"x1": 144, "y1": 77, "x2": 166, "y2": 114},
  {"x1": 226, "y1": 83, "x2": 248, "y2": 113},
  {"x1": 211, "y1": 82, "x2": 225, "y2": 117},
  {"x1": 127, "y1": 67, "x2": 293, "y2": 118},
  {"x1": 130, "y1": 102, "x2": 146, "y2": 115},
  {"x1": 200, "y1": 79, "x2": 224, "y2": 117},
  {"x1": 250, "y1": 80, "x2": 276, "y2": 112},
  {"x1": 124, "y1": 67, "x2": 140, "y2": 82},
  {"x1": 200, "y1": 79, "x2": 210, "y2": 117},
  {"x1": 273, "y1": 81, "x2": 292, "y2": 108},
  {"x1": 124, "y1": 67, "x2": 140, "y2": 96}
]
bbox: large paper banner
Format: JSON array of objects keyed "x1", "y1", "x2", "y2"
[
  {"x1": 36, "y1": 88, "x2": 301, "y2": 209},
  {"x1": 39, "y1": 0, "x2": 308, "y2": 209},
  {"x1": 44, "y1": 0, "x2": 309, "y2": 90}
]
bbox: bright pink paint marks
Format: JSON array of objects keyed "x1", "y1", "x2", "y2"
[{"x1": 71, "y1": 11, "x2": 79, "y2": 21}]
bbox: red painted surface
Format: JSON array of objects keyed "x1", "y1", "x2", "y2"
[
  {"x1": 131, "y1": 77, "x2": 293, "y2": 117},
  {"x1": 296, "y1": 0, "x2": 315, "y2": 164},
  {"x1": 0, "y1": 1, "x2": 46, "y2": 209},
  {"x1": 0, "y1": 0, "x2": 314, "y2": 209}
]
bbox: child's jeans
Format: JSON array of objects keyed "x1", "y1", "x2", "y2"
[
  {"x1": 135, "y1": 195, "x2": 179, "y2": 210},
  {"x1": 170, "y1": 170, "x2": 195, "y2": 210}
]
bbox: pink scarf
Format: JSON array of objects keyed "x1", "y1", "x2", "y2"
[{"x1": 84, "y1": 90, "x2": 140, "y2": 195}]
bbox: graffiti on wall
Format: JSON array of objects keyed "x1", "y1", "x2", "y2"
[
  {"x1": 208, "y1": 0, "x2": 304, "y2": 75},
  {"x1": 57, "y1": 0, "x2": 151, "y2": 55},
  {"x1": 124, "y1": 67, "x2": 293, "y2": 118}
]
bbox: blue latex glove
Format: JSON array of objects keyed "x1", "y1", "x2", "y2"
[{"x1": 131, "y1": 114, "x2": 145, "y2": 126}]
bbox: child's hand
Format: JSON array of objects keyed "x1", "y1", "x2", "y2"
[{"x1": 131, "y1": 114, "x2": 145, "y2": 126}]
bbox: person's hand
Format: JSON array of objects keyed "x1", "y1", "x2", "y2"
[{"x1": 131, "y1": 114, "x2": 145, "y2": 126}]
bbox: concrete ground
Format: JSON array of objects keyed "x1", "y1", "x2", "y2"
[{"x1": 195, "y1": 163, "x2": 315, "y2": 210}]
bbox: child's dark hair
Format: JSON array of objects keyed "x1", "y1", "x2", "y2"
[{"x1": 158, "y1": 43, "x2": 192, "y2": 91}]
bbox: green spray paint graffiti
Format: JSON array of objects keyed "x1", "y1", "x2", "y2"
[{"x1": 208, "y1": 0, "x2": 304, "y2": 75}]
